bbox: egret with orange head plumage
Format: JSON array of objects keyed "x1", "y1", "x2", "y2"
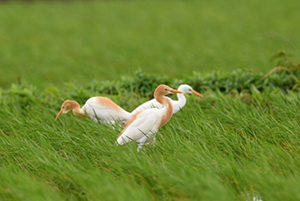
[{"x1": 117, "y1": 84, "x2": 183, "y2": 151}]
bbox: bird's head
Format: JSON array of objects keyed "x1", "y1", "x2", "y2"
[
  {"x1": 55, "y1": 100, "x2": 79, "y2": 120},
  {"x1": 178, "y1": 84, "x2": 203, "y2": 97},
  {"x1": 155, "y1": 84, "x2": 184, "y2": 97}
]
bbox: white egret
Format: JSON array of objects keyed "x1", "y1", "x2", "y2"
[
  {"x1": 131, "y1": 84, "x2": 203, "y2": 114},
  {"x1": 55, "y1": 97, "x2": 131, "y2": 124},
  {"x1": 117, "y1": 84, "x2": 183, "y2": 151}
]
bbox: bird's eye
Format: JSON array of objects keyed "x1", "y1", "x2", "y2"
[
  {"x1": 164, "y1": 88, "x2": 168, "y2": 91},
  {"x1": 189, "y1": 89, "x2": 192, "y2": 91}
]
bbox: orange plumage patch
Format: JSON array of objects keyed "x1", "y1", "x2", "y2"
[{"x1": 96, "y1": 97, "x2": 124, "y2": 112}]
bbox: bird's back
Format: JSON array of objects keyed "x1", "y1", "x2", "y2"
[
  {"x1": 132, "y1": 98, "x2": 170, "y2": 114},
  {"x1": 82, "y1": 97, "x2": 131, "y2": 123}
]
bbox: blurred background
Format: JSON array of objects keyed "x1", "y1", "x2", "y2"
[{"x1": 0, "y1": 0, "x2": 299, "y2": 89}]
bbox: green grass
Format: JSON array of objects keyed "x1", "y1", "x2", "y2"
[
  {"x1": 0, "y1": 86, "x2": 299, "y2": 200},
  {"x1": 1, "y1": 0, "x2": 300, "y2": 89},
  {"x1": 1, "y1": 1, "x2": 300, "y2": 200}
]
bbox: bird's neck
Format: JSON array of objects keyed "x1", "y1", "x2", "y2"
[
  {"x1": 156, "y1": 96, "x2": 174, "y2": 128},
  {"x1": 70, "y1": 101, "x2": 86, "y2": 118},
  {"x1": 176, "y1": 93, "x2": 187, "y2": 108}
]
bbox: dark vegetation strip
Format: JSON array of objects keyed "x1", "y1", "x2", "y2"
[{"x1": 1, "y1": 51, "x2": 299, "y2": 109}]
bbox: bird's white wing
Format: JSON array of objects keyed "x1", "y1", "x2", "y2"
[
  {"x1": 82, "y1": 97, "x2": 130, "y2": 123},
  {"x1": 117, "y1": 109, "x2": 161, "y2": 145},
  {"x1": 131, "y1": 99, "x2": 164, "y2": 114},
  {"x1": 82, "y1": 103, "x2": 112, "y2": 120}
]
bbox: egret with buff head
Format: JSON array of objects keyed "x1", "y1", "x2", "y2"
[
  {"x1": 131, "y1": 84, "x2": 203, "y2": 114},
  {"x1": 117, "y1": 84, "x2": 183, "y2": 151},
  {"x1": 55, "y1": 97, "x2": 131, "y2": 124}
]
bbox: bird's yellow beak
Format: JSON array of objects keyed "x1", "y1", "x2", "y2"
[
  {"x1": 170, "y1": 89, "x2": 184, "y2": 94},
  {"x1": 191, "y1": 89, "x2": 204, "y2": 98},
  {"x1": 55, "y1": 109, "x2": 63, "y2": 121}
]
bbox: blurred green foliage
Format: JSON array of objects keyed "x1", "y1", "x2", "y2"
[
  {"x1": 1, "y1": 69, "x2": 299, "y2": 111},
  {"x1": 0, "y1": 0, "x2": 300, "y2": 89}
]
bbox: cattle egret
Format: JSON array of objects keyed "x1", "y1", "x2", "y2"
[
  {"x1": 132, "y1": 84, "x2": 203, "y2": 114},
  {"x1": 117, "y1": 84, "x2": 183, "y2": 151},
  {"x1": 55, "y1": 97, "x2": 131, "y2": 124}
]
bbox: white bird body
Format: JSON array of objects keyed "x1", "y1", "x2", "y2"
[
  {"x1": 117, "y1": 108, "x2": 163, "y2": 146},
  {"x1": 55, "y1": 97, "x2": 131, "y2": 124},
  {"x1": 117, "y1": 84, "x2": 183, "y2": 151},
  {"x1": 81, "y1": 97, "x2": 131, "y2": 124},
  {"x1": 131, "y1": 84, "x2": 203, "y2": 114}
]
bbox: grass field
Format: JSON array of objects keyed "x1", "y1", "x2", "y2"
[
  {"x1": 1, "y1": 0, "x2": 300, "y2": 200},
  {"x1": 1, "y1": 87, "x2": 300, "y2": 200},
  {"x1": 0, "y1": 0, "x2": 300, "y2": 89}
]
